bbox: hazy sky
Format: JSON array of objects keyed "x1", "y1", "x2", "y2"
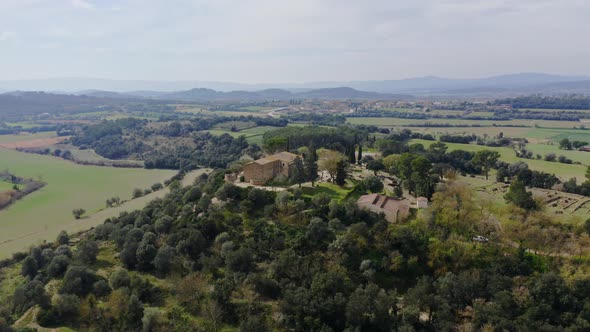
[{"x1": 1, "y1": 0, "x2": 589, "y2": 83}]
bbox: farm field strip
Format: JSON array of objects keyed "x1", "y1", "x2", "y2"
[
  {"x1": 346, "y1": 117, "x2": 584, "y2": 128},
  {"x1": 0, "y1": 132, "x2": 57, "y2": 143},
  {"x1": 0, "y1": 136, "x2": 70, "y2": 149},
  {"x1": 402, "y1": 126, "x2": 531, "y2": 138}
]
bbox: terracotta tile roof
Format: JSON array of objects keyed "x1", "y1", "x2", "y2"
[{"x1": 356, "y1": 194, "x2": 411, "y2": 222}]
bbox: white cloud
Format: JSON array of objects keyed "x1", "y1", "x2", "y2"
[
  {"x1": 0, "y1": 0, "x2": 589, "y2": 81},
  {"x1": 70, "y1": 0, "x2": 95, "y2": 10},
  {"x1": 0, "y1": 31, "x2": 15, "y2": 41}
]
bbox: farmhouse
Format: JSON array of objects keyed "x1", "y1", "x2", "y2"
[
  {"x1": 242, "y1": 151, "x2": 298, "y2": 185},
  {"x1": 356, "y1": 193, "x2": 411, "y2": 223}
]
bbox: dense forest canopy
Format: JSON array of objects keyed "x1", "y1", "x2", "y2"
[{"x1": 2, "y1": 166, "x2": 589, "y2": 331}]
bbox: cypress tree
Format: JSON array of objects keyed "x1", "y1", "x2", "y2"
[
  {"x1": 348, "y1": 144, "x2": 356, "y2": 164},
  {"x1": 291, "y1": 156, "x2": 306, "y2": 187},
  {"x1": 357, "y1": 144, "x2": 363, "y2": 165},
  {"x1": 305, "y1": 153, "x2": 319, "y2": 186},
  {"x1": 335, "y1": 160, "x2": 348, "y2": 186}
]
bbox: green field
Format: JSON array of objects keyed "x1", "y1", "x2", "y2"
[
  {"x1": 525, "y1": 143, "x2": 590, "y2": 164},
  {"x1": 347, "y1": 117, "x2": 584, "y2": 128},
  {"x1": 202, "y1": 125, "x2": 281, "y2": 145},
  {"x1": 238, "y1": 106, "x2": 275, "y2": 112},
  {"x1": 301, "y1": 182, "x2": 353, "y2": 201},
  {"x1": 0, "y1": 132, "x2": 56, "y2": 143},
  {"x1": 0, "y1": 148, "x2": 177, "y2": 258},
  {"x1": 181, "y1": 108, "x2": 268, "y2": 117},
  {"x1": 411, "y1": 139, "x2": 587, "y2": 180},
  {"x1": 53, "y1": 144, "x2": 145, "y2": 167},
  {"x1": 0, "y1": 180, "x2": 14, "y2": 192}
]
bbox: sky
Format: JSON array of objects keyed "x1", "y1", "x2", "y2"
[{"x1": 0, "y1": 0, "x2": 589, "y2": 83}]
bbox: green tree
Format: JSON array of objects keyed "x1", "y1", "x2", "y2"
[
  {"x1": 110, "y1": 268, "x2": 131, "y2": 289},
  {"x1": 348, "y1": 144, "x2": 356, "y2": 164},
  {"x1": 21, "y1": 256, "x2": 38, "y2": 279},
  {"x1": 361, "y1": 176, "x2": 384, "y2": 193},
  {"x1": 154, "y1": 245, "x2": 176, "y2": 275},
  {"x1": 318, "y1": 149, "x2": 345, "y2": 181},
  {"x1": 291, "y1": 156, "x2": 306, "y2": 187},
  {"x1": 57, "y1": 231, "x2": 69, "y2": 245},
  {"x1": 13, "y1": 280, "x2": 50, "y2": 314},
  {"x1": 72, "y1": 208, "x2": 86, "y2": 219},
  {"x1": 504, "y1": 180, "x2": 537, "y2": 210},
  {"x1": 127, "y1": 295, "x2": 144, "y2": 330},
  {"x1": 304, "y1": 152, "x2": 319, "y2": 186},
  {"x1": 357, "y1": 144, "x2": 363, "y2": 165},
  {"x1": 75, "y1": 240, "x2": 98, "y2": 265},
  {"x1": 47, "y1": 255, "x2": 71, "y2": 278},
  {"x1": 559, "y1": 138, "x2": 572, "y2": 150},
  {"x1": 54, "y1": 294, "x2": 81, "y2": 322},
  {"x1": 366, "y1": 159, "x2": 385, "y2": 176},
  {"x1": 335, "y1": 159, "x2": 349, "y2": 186},
  {"x1": 132, "y1": 188, "x2": 144, "y2": 198},
  {"x1": 393, "y1": 185, "x2": 403, "y2": 198},
  {"x1": 473, "y1": 150, "x2": 500, "y2": 180}
]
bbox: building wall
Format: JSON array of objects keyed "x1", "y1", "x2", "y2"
[{"x1": 243, "y1": 160, "x2": 282, "y2": 185}]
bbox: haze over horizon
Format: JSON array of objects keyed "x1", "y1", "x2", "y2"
[{"x1": 1, "y1": 0, "x2": 589, "y2": 83}]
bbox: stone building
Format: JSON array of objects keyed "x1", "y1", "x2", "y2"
[
  {"x1": 242, "y1": 151, "x2": 298, "y2": 185},
  {"x1": 416, "y1": 196, "x2": 429, "y2": 209},
  {"x1": 356, "y1": 193, "x2": 411, "y2": 223}
]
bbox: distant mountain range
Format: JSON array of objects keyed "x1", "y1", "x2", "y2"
[
  {"x1": 73, "y1": 87, "x2": 412, "y2": 101},
  {"x1": 2, "y1": 73, "x2": 590, "y2": 98}
]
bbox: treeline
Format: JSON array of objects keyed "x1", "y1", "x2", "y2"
[
  {"x1": 16, "y1": 147, "x2": 144, "y2": 168},
  {"x1": 285, "y1": 113, "x2": 346, "y2": 126},
  {"x1": 0, "y1": 91, "x2": 175, "y2": 122},
  {"x1": 0, "y1": 172, "x2": 46, "y2": 210},
  {"x1": 373, "y1": 130, "x2": 560, "y2": 191},
  {"x1": 0, "y1": 123, "x2": 59, "y2": 135},
  {"x1": 2, "y1": 169, "x2": 589, "y2": 331},
  {"x1": 71, "y1": 116, "x2": 286, "y2": 163},
  {"x1": 144, "y1": 133, "x2": 256, "y2": 170},
  {"x1": 494, "y1": 95, "x2": 590, "y2": 110},
  {"x1": 262, "y1": 126, "x2": 362, "y2": 156},
  {"x1": 563, "y1": 171, "x2": 590, "y2": 196},
  {"x1": 493, "y1": 109, "x2": 590, "y2": 121}
]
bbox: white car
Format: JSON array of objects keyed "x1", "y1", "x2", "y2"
[{"x1": 472, "y1": 235, "x2": 489, "y2": 243}]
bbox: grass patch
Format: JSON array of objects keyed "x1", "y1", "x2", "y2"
[
  {"x1": 301, "y1": 182, "x2": 353, "y2": 201},
  {"x1": 0, "y1": 180, "x2": 15, "y2": 192}
]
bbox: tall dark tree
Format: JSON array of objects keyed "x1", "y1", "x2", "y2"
[
  {"x1": 357, "y1": 144, "x2": 363, "y2": 165},
  {"x1": 291, "y1": 156, "x2": 306, "y2": 187},
  {"x1": 335, "y1": 160, "x2": 348, "y2": 186},
  {"x1": 304, "y1": 153, "x2": 319, "y2": 186},
  {"x1": 348, "y1": 144, "x2": 356, "y2": 164}
]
